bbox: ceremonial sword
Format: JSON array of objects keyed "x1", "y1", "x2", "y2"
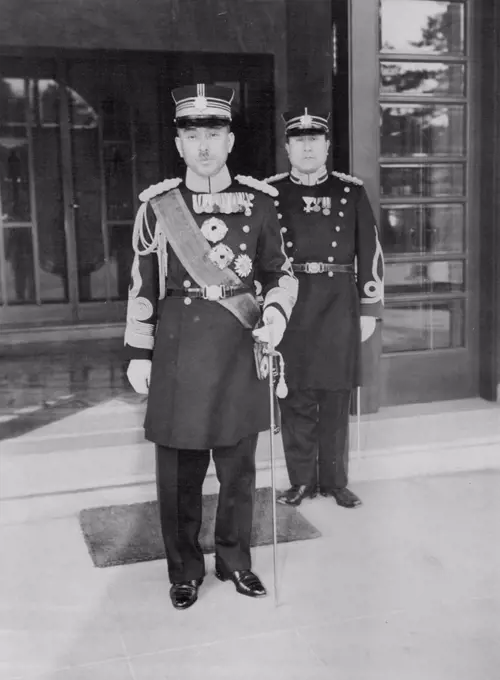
[
  {"x1": 357, "y1": 386, "x2": 361, "y2": 457},
  {"x1": 267, "y1": 345, "x2": 279, "y2": 607}
]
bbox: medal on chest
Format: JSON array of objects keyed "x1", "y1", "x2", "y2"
[
  {"x1": 192, "y1": 192, "x2": 254, "y2": 216},
  {"x1": 302, "y1": 196, "x2": 331, "y2": 215}
]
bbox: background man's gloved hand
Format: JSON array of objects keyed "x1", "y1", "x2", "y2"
[{"x1": 127, "y1": 359, "x2": 152, "y2": 394}]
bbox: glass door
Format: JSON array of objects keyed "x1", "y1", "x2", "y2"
[
  {"x1": 0, "y1": 60, "x2": 72, "y2": 325},
  {"x1": 65, "y1": 59, "x2": 136, "y2": 318},
  {"x1": 0, "y1": 54, "x2": 163, "y2": 327},
  {"x1": 350, "y1": 0, "x2": 477, "y2": 405}
]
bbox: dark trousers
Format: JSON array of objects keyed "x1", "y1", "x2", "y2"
[
  {"x1": 280, "y1": 388, "x2": 351, "y2": 491},
  {"x1": 155, "y1": 434, "x2": 258, "y2": 584}
]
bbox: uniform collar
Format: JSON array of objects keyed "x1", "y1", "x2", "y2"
[
  {"x1": 185, "y1": 165, "x2": 232, "y2": 193},
  {"x1": 290, "y1": 165, "x2": 328, "y2": 186}
]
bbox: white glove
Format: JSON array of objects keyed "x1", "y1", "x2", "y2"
[
  {"x1": 252, "y1": 307, "x2": 287, "y2": 348},
  {"x1": 127, "y1": 359, "x2": 152, "y2": 394},
  {"x1": 360, "y1": 316, "x2": 376, "y2": 342}
]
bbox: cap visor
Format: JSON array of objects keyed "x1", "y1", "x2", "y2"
[{"x1": 176, "y1": 116, "x2": 231, "y2": 128}]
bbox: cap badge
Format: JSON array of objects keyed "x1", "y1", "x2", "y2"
[
  {"x1": 193, "y1": 95, "x2": 208, "y2": 112},
  {"x1": 300, "y1": 112, "x2": 313, "y2": 128}
]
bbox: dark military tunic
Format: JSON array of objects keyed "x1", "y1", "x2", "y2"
[
  {"x1": 268, "y1": 170, "x2": 384, "y2": 391},
  {"x1": 124, "y1": 172, "x2": 297, "y2": 450}
]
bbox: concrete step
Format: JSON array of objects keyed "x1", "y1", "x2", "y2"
[
  {"x1": 1, "y1": 398, "x2": 499, "y2": 524},
  {"x1": 3, "y1": 396, "x2": 499, "y2": 456}
]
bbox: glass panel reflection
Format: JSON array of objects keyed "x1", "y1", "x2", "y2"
[
  {"x1": 380, "y1": 1, "x2": 465, "y2": 55},
  {"x1": 128, "y1": 64, "x2": 161, "y2": 193},
  {"x1": 30, "y1": 79, "x2": 61, "y2": 127},
  {"x1": 68, "y1": 69, "x2": 105, "y2": 302},
  {"x1": 108, "y1": 224, "x2": 134, "y2": 300},
  {"x1": 380, "y1": 104, "x2": 464, "y2": 157},
  {"x1": 104, "y1": 144, "x2": 134, "y2": 221},
  {"x1": 102, "y1": 97, "x2": 129, "y2": 141},
  {"x1": 380, "y1": 163, "x2": 465, "y2": 198},
  {"x1": 383, "y1": 299, "x2": 465, "y2": 352},
  {"x1": 0, "y1": 78, "x2": 26, "y2": 128},
  {"x1": 69, "y1": 89, "x2": 99, "y2": 130},
  {"x1": 73, "y1": 122, "x2": 106, "y2": 302},
  {"x1": 31, "y1": 79, "x2": 68, "y2": 303},
  {"x1": 380, "y1": 61, "x2": 465, "y2": 96},
  {"x1": 381, "y1": 204, "x2": 464, "y2": 255},
  {"x1": 101, "y1": 62, "x2": 129, "y2": 141},
  {"x1": 0, "y1": 78, "x2": 31, "y2": 225},
  {"x1": 3, "y1": 226, "x2": 35, "y2": 303},
  {"x1": 0, "y1": 142, "x2": 31, "y2": 222},
  {"x1": 385, "y1": 260, "x2": 464, "y2": 295}
]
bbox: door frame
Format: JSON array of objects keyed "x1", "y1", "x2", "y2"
[
  {"x1": 477, "y1": 0, "x2": 500, "y2": 400},
  {"x1": 349, "y1": 0, "x2": 485, "y2": 406},
  {"x1": 57, "y1": 58, "x2": 80, "y2": 322}
]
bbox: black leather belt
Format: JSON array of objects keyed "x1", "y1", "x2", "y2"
[
  {"x1": 292, "y1": 262, "x2": 354, "y2": 274},
  {"x1": 166, "y1": 284, "x2": 251, "y2": 301}
]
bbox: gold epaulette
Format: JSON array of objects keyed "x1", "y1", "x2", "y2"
[
  {"x1": 331, "y1": 171, "x2": 363, "y2": 186},
  {"x1": 138, "y1": 178, "x2": 182, "y2": 203},
  {"x1": 235, "y1": 174, "x2": 279, "y2": 198},
  {"x1": 263, "y1": 172, "x2": 289, "y2": 184}
]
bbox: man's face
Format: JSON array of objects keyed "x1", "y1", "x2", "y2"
[
  {"x1": 286, "y1": 133, "x2": 330, "y2": 174},
  {"x1": 175, "y1": 125, "x2": 235, "y2": 177}
]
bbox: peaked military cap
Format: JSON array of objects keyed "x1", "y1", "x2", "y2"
[
  {"x1": 282, "y1": 108, "x2": 330, "y2": 136},
  {"x1": 172, "y1": 83, "x2": 234, "y2": 126}
]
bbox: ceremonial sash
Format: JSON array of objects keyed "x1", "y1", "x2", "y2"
[{"x1": 150, "y1": 189, "x2": 261, "y2": 329}]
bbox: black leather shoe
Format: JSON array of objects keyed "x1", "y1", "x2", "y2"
[
  {"x1": 215, "y1": 569, "x2": 267, "y2": 598},
  {"x1": 320, "y1": 486, "x2": 362, "y2": 508},
  {"x1": 169, "y1": 578, "x2": 203, "y2": 610},
  {"x1": 276, "y1": 484, "x2": 317, "y2": 506}
]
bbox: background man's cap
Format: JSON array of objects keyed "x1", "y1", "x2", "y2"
[
  {"x1": 172, "y1": 84, "x2": 234, "y2": 124},
  {"x1": 282, "y1": 108, "x2": 330, "y2": 136}
]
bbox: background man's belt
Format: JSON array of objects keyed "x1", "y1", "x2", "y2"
[
  {"x1": 292, "y1": 262, "x2": 354, "y2": 274},
  {"x1": 166, "y1": 284, "x2": 251, "y2": 301}
]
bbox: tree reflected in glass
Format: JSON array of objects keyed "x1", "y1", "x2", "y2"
[{"x1": 380, "y1": 1, "x2": 465, "y2": 55}]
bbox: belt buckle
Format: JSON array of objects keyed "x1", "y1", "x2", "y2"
[
  {"x1": 305, "y1": 262, "x2": 322, "y2": 274},
  {"x1": 203, "y1": 284, "x2": 224, "y2": 301}
]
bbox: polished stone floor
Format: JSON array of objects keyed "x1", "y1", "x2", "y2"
[
  {"x1": 1, "y1": 340, "x2": 499, "y2": 679},
  {"x1": 0, "y1": 470, "x2": 499, "y2": 679},
  {"x1": 0, "y1": 339, "x2": 144, "y2": 440}
]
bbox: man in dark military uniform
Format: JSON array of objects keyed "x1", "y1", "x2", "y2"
[
  {"x1": 124, "y1": 84, "x2": 297, "y2": 610},
  {"x1": 265, "y1": 108, "x2": 384, "y2": 509}
]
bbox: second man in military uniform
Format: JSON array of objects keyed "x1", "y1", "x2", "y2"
[{"x1": 266, "y1": 108, "x2": 384, "y2": 509}]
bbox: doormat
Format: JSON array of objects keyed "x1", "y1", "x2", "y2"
[{"x1": 79, "y1": 486, "x2": 321, "y2": 568}]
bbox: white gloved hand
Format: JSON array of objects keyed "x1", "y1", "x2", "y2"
[
  {"x1": 360, "y1": 316, "x2": 376, "y2": 342},
  {"x1": 127, "y1": 359, "x2": 152, "y2": 394},
  {"x1": 252, "y1": 306, "x2": 287, "y2": 348}
]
